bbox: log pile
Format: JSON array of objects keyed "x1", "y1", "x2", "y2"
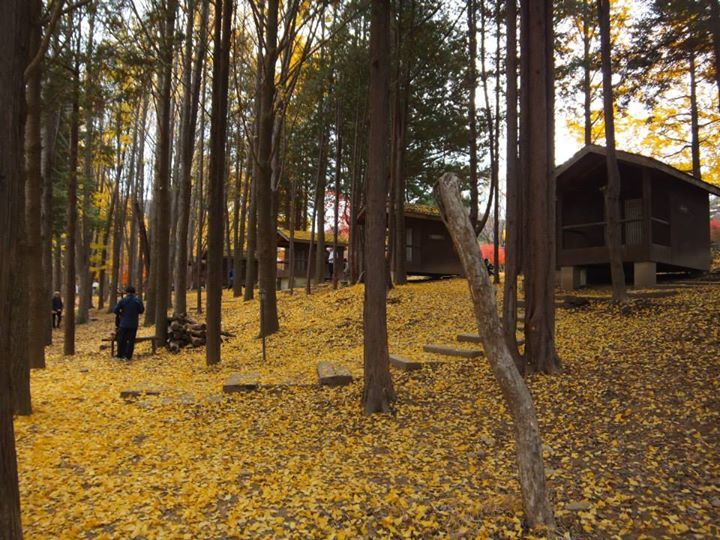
[{"x1": 166, "y1": 314, "x2": 207, "y2": 353}]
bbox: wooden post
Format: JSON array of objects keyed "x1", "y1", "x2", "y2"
[{"x1": 434, "y1": 173, "x2": 555, "y2": 531}]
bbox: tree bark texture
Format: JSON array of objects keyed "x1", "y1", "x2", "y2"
[
  {"x1": 206, "y1": 0, "x2": 232, "y2": 364},
  {"x1": 434, "y1": 173, "x2": 556, "y2": 531},
  {"x1": 25, "y1": 0, "x2": 46, "y2": 369},
  {"x1": 598, "y1": 0, "x2": 627, "y2": 302},
  {"x1": 153, "y1": 0, "x2": 179, "y2": 342},
  {"x1": 363, "y1": 0, "x2": 396, "y2": 415},
  {"x1": 256, "y1": 0, "x2": 280, "y2": 335},
  {"x1": 0, "y1": 0, "x2": 28, "y2": 533},
  {"x1": 520, "y1": 0, "x2": 561, "y2": 373}
]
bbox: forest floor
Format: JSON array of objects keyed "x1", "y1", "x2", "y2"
[{"x1": 14, "y1": 276, "x2": 720, "y2": 538}]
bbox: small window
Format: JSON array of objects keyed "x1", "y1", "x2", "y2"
[{"x1": 406, "y1": 228, "x2": 413, "y2": 262}]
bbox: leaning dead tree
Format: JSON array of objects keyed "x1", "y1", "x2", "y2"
[{"x1": 434, "y1": 173, "x2": 556, "y2": 531}]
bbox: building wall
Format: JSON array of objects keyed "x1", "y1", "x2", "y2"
[{"x1": 405, "y1": 217, "x2": 463, "y2": 275}]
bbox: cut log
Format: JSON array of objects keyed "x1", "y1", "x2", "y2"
[
  {"x1": 423, "y1": 344, "x2": 483, "y2": 358},
  {"x1": 389, "y1": 354, "x2": 423, "y2": 371},
  {"x1": 317, "y1": 361, "x2": 353, "y2": 386},
  {"x1": 223, "y1": 372, "x2": 260, "y2": 393}
]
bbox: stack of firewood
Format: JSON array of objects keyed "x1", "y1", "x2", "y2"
[{"x1": 166, "y1": 314, "x2": 207, "y2": 353}]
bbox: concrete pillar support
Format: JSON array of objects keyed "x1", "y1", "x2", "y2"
[
  {"x1": 634, "y1": 261, "x2": 657, "y2": 288},
  {"x1": 560, "y1": 266, "x2": 583, "y2": 291}
]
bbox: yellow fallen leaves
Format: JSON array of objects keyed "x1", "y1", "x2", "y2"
[{"x1": 12, "y1": 279, "x2": 720, "y2": 537}]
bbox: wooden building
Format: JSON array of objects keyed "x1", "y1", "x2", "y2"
[
  {"x1": 401, "y1": 204, "x2": 464, "y2": 276},
  {"x1": 276, "y1": 229, "x2": 347, "y2": 289},
  {"x1": 556, "y1": 145, "x2": 720, "y2": 289},
  {"x1": 357, "y1": 203, "x2": 464, "y2": 277}
]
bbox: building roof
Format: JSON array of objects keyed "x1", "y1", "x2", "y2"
[
  {"x1": 403, "y1": 203, "x2": 442, "y2": 219},
  {"x1": 277, "y1": 228, "x2": 348, "y2": 246},
  {"x1": 555, "y1": 144, "x2": 720, "y2": 197}
]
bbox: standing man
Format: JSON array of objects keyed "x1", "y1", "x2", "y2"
[
  {"x1": 113, "y1": 285, "x2": 145, "y2": 360},
  {"x1": 51, "y1": 291, "x2": 63, "y2": 329}
]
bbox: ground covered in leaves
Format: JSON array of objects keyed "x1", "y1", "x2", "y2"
[{"x1": 15, "y1": 278, "x2": 720, "y2": 538}]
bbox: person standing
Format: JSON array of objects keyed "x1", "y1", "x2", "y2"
[
  {"x1": 51, "y1": 291, "x2": 63, "y2": 329},
  {"x1": 112, "y1": 285, "x2": 145, "y2": 360}
]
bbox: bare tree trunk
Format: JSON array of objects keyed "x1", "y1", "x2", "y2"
[
  {"x1": 435, "y1": 173, "x2": 556, "y2": 531},
  {"x1": 363, "y1": 0, "x2": 396, "y2": 415},
  {"x1": 25, "y1": 0, "x2": 46, "y2": 369},
  {"x1": 98, "y1": 179, "x2": 117, "y2": 310},
  {"x1": 231, "y1": 143, "x2": 244, "y2": 297},
  {"x1": 348, "y1": 105, "x2": 361, "y2": 284},
  {"x1": 288, "y1": 174, "x2": 297, "y2": 293},
  {"x1": 175, "y1": 0, "x2": 209, "y2": 315},
  {"x1": 582, "y1": 1, "x2": 593, "y2": 146},
  {"x1": 196, "y1": 70, "x2": 207, "y2": 312},
  {"x1": 598, "y1": 0, "x2": 627, "y2": 302},
  {"x1": 206, "y1": 0, "x2": 232, "y2": 364},
  {"x1": 77, "y1": 8, "x2": 95, "y2": 324},
  {"x1": 234, "y1": 148, "x2": 250, "y2": 297},
  {"x1": 689, "y1": 51, "x2": 701, "y2": 181},
  {"x1": 256, "y1": 0, "x2": 280, "y2": 336},
  {"x1": 314, "y1": 124, "x2": 329, "y2": 285},
  {"x1": 467, "y1": 0, "x2": 479, "y2": 227},
  {"x1": 711, "y1": 0, "x2": 720, "y2": 112},
  {"x1": 64, "y1": 52, "x2": 81, "y2": 357},
  {"x1": 332, "y1": 81, "x2": 343, "y2": 290},
  {"x1": 502, "y1": 0, "x2": 522, "y2": 361},
  {"x1": 244, "y1": 52, "x2": 261, "y2": 302},
  {"x1": 153, "y1": 0, "x2": 179, "y2": 342},
  {"x1": 520, "y1": 0, "x2": 561, "y2": 373},
  {"x1": 0, "y1": 0, "x2": 28, "y2": 531},
  {"x1": 42, "y1": 98, "x2": 60, "y2": 346}
]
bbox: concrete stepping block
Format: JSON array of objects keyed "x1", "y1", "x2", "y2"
[
  {"x1": 223, "y1": 372, "x2": 260, "y2": 393},
  {"x1": 423, "y1": 344, "x2": 483, "y2": 358},
  {"x1": 317, "y1": 361, "x2": 353, "y2": 386},
  {"x1": 389, "y1": 355, "x2": 422, "y2": 371},
  {"x1": 120, "y1": 388, "x2": 161, "y2": 399},
  {"x1": 457, "y1": 333, "x2": 482, "y2": 344}
]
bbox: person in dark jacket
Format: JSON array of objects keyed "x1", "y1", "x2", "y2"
[
  {"x1": 112, "y1": 285, "x2": 145, "y2": 360},
  {"x1": 51, "y1": 291, "x2": 63, "y2": 329}
]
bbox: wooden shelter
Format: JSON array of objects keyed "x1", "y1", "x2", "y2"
[
  {"x1": 400, "y1": 204, "x2": 464, "y2": 276},
  {"x1": 275, "y1": 229, "x2": 348, "y2": 289},
  {"x1": 357, "y1": 203, "x2": 464, "y2": 277},
  {"x1": 555, "y1": 145, "x2": 720, "y2": 289}
]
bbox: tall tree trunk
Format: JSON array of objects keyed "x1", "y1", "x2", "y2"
[
  {"x1": 77, "y1": 8, "x2": 95, "y2": 324},
  {"x1": 348, "y1": 105, "x2": 361, "y2": 284},
  {"x1": 689, "y1": 51, "x2": 701, "y2": 181},
  {"x1": 332, "y1": 81, "x2": 343, "y2": 289},
  {"x1": 234, "y1": 148, "x2": 250, "y2": 297},
  {"x1": 196, "y1": 69, "x2": 207, "y2": 312},
  {"x1": 256, "y1": 0, "x2": 280, "y2": 336},
  {"x1": 502, "y1": 0, "x2": 521, "y2": 361},
  {"x1": 0, "y1": 0, "x2": 28, "y2": 532},
  {"x1": 492, "y1": 3, "x2": 501, "y2": 286},
  {"x1": 467, "y1": 0, "x2": 479, "y2": 227},
  {"x1": 314, "y1": 124, "x2": 329, "y2": 285},
  {"x1": 153, "y1": 0, "x2": 179, "y2": 342},
  {"x1": 42, "y1": 98, "x2": 60, "y2": 346},
  {"x1": 598, "y1": 0, "x2": 627, "y2": 302},
  {"x1": 435, "y1": 173, "x2": 556, "y2": 531},
  {"x1": 711, "y1": 0, "x2": 720, "y2": 112},
  {"x1": 582, "y1": 1, "x2": 593, "y2": 146},
  {"x1": 206, "y1": 0, "x2": 232, "y2": 364},
  {"x1": 98, "y1": 180, "x2": 117, "y2": 310},
  {"x1": 64, "y1": 51, "x2": 81, "y2": 357},
  {"x1": 25, "y1": 0, "x2": 46, "y2": 369},
  {"x1": 244, "y1": 51, "x2": 261, "y2": 302},
  {"x1": 175, "y1": 0, "x2": 209, "y2": 315},
  {"x1": 520, "y1": 0, "x2": 561, "y2": 373},
  {"x1": 363, "y1": 0, "x2": 396, "y2": 414}
]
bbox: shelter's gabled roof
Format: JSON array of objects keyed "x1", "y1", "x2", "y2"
[
  {"x1": 357, "y1": 202, "x2": 442, "y2": 223},
  {"x1": 555, "y1": 144, "x2": 720, "y2": 197},
  {"x1": 277, "y1": 228, "x2": 348, "y2": 246}
]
